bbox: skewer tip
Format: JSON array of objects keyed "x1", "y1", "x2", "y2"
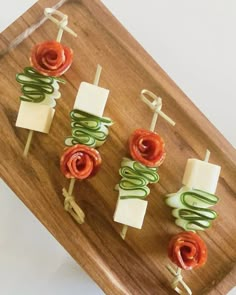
[
  {"x1": 120, "y1": 224, "x2": 128, "y2": 240},
  {"x1": 93, "y1": 64, "x2": 103, "y2": 86},
  {"x1": 23, "y1": 129, "x2": 34, "y2": 158},
  {"x1": 204, "y1": 149, "x2": 211, "y2": 162}
]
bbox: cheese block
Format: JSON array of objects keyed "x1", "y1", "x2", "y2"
[
  {"x1": 16, "y1": 101, "x2": 55, "y2": 133},
  {"x1": 182, "y1": 159, "x2": 221, "y2": 194},
  {"x1": 113, "y1": 198, "x2": 148, "y2": 229},
  {"x1": 73, "y1": 82, "x2": 109, "y2": 117}
]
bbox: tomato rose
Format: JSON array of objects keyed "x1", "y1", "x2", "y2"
[
  {"x1": 60, "y1": 144, "x2": 101, "y2": 180},
  {"x1": 129, "y1": 128, "x2": 166, "y2": 167},
  {"x1": 168, "y1": 231, "x2": 207, "y2": 270},
  {"x1": 30, "y1": 40, "x2": 73, "y2": 77}
]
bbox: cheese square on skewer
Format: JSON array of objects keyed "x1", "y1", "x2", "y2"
[
  {"x1": 114, "y1": 198, "x2": 148, "y2": 229},
  {"x1": 182, "y1": 159, "x2": 221, "y2": 194},
  {"x1": 16, "y1": 101, "x2": 55, "y2": 133},
  {"x1": 73, "y1": 82, "x2": 109, "y2": 117}
]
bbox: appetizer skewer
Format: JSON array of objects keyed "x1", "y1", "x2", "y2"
[
  {"x1": 15, "y1": 8, "x2": 77, "y2": 157},
  {"x1": 165, "y1": 150, "x2": 221, "y2": 294},
  {"x1": 114, "y1": 89, "x2": 175, "y2": 240},
  {"x1": 60, "y1": 65, "x2": 112, "y2": 224}
]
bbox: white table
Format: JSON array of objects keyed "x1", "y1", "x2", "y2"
[{"x1": 0, "y1": 1, "x2": 235, "y2": 294}]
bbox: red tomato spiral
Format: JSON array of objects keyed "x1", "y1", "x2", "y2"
[
  {"x1": 129, "y1": 128, "x2": 166, "y2": 167},
  {"x1": 60, "y1": 144, "x2": 102, "y2": 180},
  {"x1": 30, "y1": 40, "x2": 73, "y2": 77},
  {"x1": 168, "y1": 231, "x2": 207, "y2": 270}
]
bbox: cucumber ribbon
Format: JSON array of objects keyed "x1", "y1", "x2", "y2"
[
  {"x1": 65, "y1": 109, "x2": 113, "y2": 148},
  {"x1": 166, "y1": 186, "x2": 219, "y2": 231},
  {"x1": 116, "y1": 157, "x2": 159, "y2": 200},
  {"x1": 16, "y1": 67, "x2": 64, "y2": 106}
]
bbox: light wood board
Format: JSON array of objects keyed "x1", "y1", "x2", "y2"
[{"x1": 0, "y1": 0, "x2": 235, "y2": 294}]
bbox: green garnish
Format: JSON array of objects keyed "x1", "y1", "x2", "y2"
[
  {"x1": 166, "y1": 186, "x2": 219, "y2": 231},
  {"x1": 117, "y1": 157, "x2": 159, "y2": 200},
  {"x1": 65, "y1": 109, "x2": 113, "y2": 148},
  {"x1": 16, "y1": 67, "x2": 65, "y2": 103}
]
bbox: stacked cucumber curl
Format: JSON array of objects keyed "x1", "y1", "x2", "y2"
[
  {"x1": 115, "y1": 157, "x2": 159, "y2": 200},
  {"x1": 166, "y1": 186, "x2": 219, "y2": 231},
  {"x1": 16, "y1": 67, "x2": 65, "y2": 107},
  {"x1": 64, "y1": 109, "x2": 112, "y2": 148}
]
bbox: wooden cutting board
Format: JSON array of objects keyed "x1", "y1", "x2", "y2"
[{"x1": 0, "y1": 0, "x2": 235, "y2": 294}]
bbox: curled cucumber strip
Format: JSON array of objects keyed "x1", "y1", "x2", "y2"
[
  {"x1": 16, "y1": 67, "x2": 64, "y2": 106},
  {"x1": 65, "y1": 109, "x2": 113, "y2": 148},
  {"x1": 117, "y1": 157, "x2": 159, "y2": 200},
  {"x1": 166, "y1": 186, "x2": 219, "y2": 231}
]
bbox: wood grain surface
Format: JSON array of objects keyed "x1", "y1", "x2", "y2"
[{"x1": 0, "y1": 0, "x2": 235, "y2": 294}]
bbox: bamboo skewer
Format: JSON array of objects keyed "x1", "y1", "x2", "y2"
[
  {"x1": 44, "y1": 8, "x2": 77, "y2": 42},
  {"x1": 68, "y1": 177, "x2": 76, "y2": 195},
  {"x1": 165, "y1": 150, "x2": 211, "y2": 292},
  {"x1": 23, "y1": 130, "x2": 34, "y2": 157},
  {"x1": 63, "y1": 65, "x2": 103, "y2": 224},
  {"x1": 166, "y1": 265, "x2": 192, "y2": 295},
  {"x1": 204, "y1": 149, "x2": 211, "y2": 162},
  {"x1": 23, "y1": 8, "x2": 77, "y2": 157},
  {"x1": 140, "y1": 89, "x2": 176, "y2": 130},
  {"x1": 93, "y1": 64, "x2": 102, "y2": 86},
  {"x1": 62, "y1": 186, "x2": 85, "y2": 224},
  {"x1": 120, "y1": 89, "x2": 176, "y2": 239},
  {"x1": 120, "y1": 225, "x2": 128, "y2": 240}
]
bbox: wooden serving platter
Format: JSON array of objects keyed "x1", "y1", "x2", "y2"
[{"x1": 0, "y1": 0, "x2": 235, "y2": 294}]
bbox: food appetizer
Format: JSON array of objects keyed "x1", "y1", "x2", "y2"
[
  {"x1": 165, "y1": 150, "x2": 221, "y2": 294},
  {"x1": 60, "y1": 65, "x2": 112, "y2": 224},
  {"x1": 15, "y1": 8, "x2": 77, "y2": 157},
  {"x1": 113, "y1": 89, "x2": 175, "y2": 239}
]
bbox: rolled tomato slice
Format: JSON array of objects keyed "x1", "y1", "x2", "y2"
[
  {"x1": 30, "y1": 40, "x2": 73, "y2": 77},
  {"x1": 168, "y1": 231, "x2": 207, "y2": 270},
  {"x1": 60, "y1": 144, "x2": 102, "y2": 180},
  {"x1": 129, "y1": 128, "x2": 166, "y2": 167}
]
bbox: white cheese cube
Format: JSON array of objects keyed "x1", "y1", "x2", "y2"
[
  {"x1": 113, "y1": 198, "x2": 148, "y2": 229},
  {"x1": 182, "y1": 159, "x2": 221, "y2": 194},
  {"x1": 73, "y1": 82, "x2": 109, "y2": 117},
  {"x1": 16, "y1": 101, "x2": 55, "y2": 133}
]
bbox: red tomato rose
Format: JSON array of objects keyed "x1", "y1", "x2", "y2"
[
  {"x1": 168, "y1": 231, "x2": 207, "y2": 270},
  {"x1": 129, "y1": 128, "x2": 166, "y2": 167},
  {"x1": 30, "y1": 40, "x2": 73, "y2": 77},
  {"x1": 60, "y1": 144, "x2": 101, "y2": 180}
]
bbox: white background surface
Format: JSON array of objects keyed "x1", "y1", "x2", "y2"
[{"x1": 0, "y1": 1, "x2": 235, "y2": 295}]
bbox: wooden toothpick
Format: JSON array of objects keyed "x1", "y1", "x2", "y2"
[
  {"x1": 93, "y1": 64, "x2": 102, "y2": 86},
  {"x1": 63, "y1": 177, "x2": 85, "y2": 224},
  {"x1": 120, "y1": 90, "x2": 176, "y2": 239},
  {"x1": 63, "y1": 187, "x2": 85, "y2": 224},
  {"x1": 22, "y1": 8, "x2": 77, "y2": 158},
  {"x1": 63, "y1": 65, "x2": 103, "y2": 224},
  {"x1": 23, "y1": 130, "x2": 34, "y2": 157},
  {"x1": 120, "y1": 224, "x2": 128, "y2": 240},
  {"x1": 140, "y1": 89, "x2": 176, "y2": 131},
  {"x1": 68, "y1": 177, "x2": 76, "y2": 195},
  {"x1": 204, "y1": 149, "x2": 211, "y2": 162},
  {"x1": 44, "y1": 7, "x2": 77, "y2": 43},
  {"x1": 166, "y1": 265, "x2": 192, "y2": 295}
]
